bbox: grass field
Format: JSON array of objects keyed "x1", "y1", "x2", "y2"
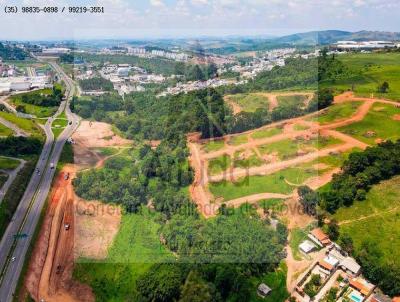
[
  {"x1": 209, "y1": 163, "x2": 319, "y2": 201},
  {"x1": 251, "y1": 127, "x2": 283, "y2": 140},
  {"x1": 233, "y1": 150, "x2": 264, "y2": 169},
  {"x1": 9, "y1": 88, "x2": 58, "y2": 118},
  {"x1": 228, "y1": 133, "x2": 249, "y2": 146},
  {"x1": 277, "y1": 94, "x2": 308, "y2": 107},
  {"x1": 249, "y1": 262, "x2": 289, "y2": 302},
  {"x1": 293, "y1": 124, "x2": 310, "y2": 131},
  {"x1": 10, "y1": 98, "x2": 57, "y2": 118},
  {"x1": 321, "y1": 52, "x2": 400, "y2": 101},
  {"x1": 0, "y1": 112, "x2": 43, "y2": 137},
  {"x1": 225, "y1": 93, "x2": 270, "y2": 112},
  {"x1": 333, "y1": 176, "x2": 400, "y2": 266},
  {"x1": 312, "y1": 101, "x2": 363, "y2": 125},
  {"x1": 74, "y1": 208, "x2": 174, "y2": 301},
  {"x1": 0, "y1": 124, "x2": 13, "y2": 137},
  {"x1": 258, "y1": 135, "x2": 342, "y2": 160},
  {"x1": 0, "y1": 157, "x2": 20, "y2": 170},
  {"x1": 337, "y1": 103, "x2": 400, "y2": 144},
  {"x1": 208, "y1": 154, "x2": 231, "y2": 175},
  {"x1": 202, "y1": 140, "x2": 225, "y2": 152}
]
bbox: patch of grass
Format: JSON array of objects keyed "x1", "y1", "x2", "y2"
[
  {"x1": 233, "y1": 151, "x2": 264, "y2": 169},
  {"x1": 251, "y1": 127, "x2": 283, "y2": 140},
  {"x1": 248, "y1": 262, "x2": 289, "y2": 302},
  {"x1": 0, "y1": 124, "x2": 13, "y2": 137},
  {"x1": 226, "y1": 93, "x2": 270, "y2": 112},
  {"x1": 0, "y1": 112, "x2": 43, "y2": 137},
  {"x1": 208, "y1": 154, "x2": 231, "y2": 175},
  {"x1": 228, "y1": 133, "x2": 249, "y2": 146},
  {"x1": 258, "y1": 135, "x2": 342, "y2": 161},
  {"x1": 0, "y1": 157, "x2": 20, "y2": 170},
  {"x1": 52, "y1": 127, "x2": 64, "y2": 139},
  {"x1": 337, "y1": 103, "x2": 400, "y2": 144},
  {"x1": 321, "y1": 52, "x2": 400, "y2": 101},
  {"x1": 312, "y1": 101, "x2": 363, "y2": 125},
  {"x1": 73, "y1": 208, "x2": 174, "y2": 301},
  {"x1": 202, "y1": 140, "x2": 225, "y2": 152},
  {"x1": 277, "y1": 94, "x2": 307, "y2": 107},
  {"x1": 209, "y1": 163, "x2": 318, "y2": 201},
  {"x1": 293, "y1": 124, "x2": 310, "y2": 131},
  {"x1": 94, "y1": 147, "x2": 120, "y2": 157},
  {"x1": 334, "y1": 176, "x2": 400, "y2": 266}
]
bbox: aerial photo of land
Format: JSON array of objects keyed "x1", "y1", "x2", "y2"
[{"x1": 0, "y1": 1, "x2": 400, "y2": 302}]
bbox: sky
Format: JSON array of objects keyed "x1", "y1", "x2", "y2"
[{"x1": 0, "y1": 0, "x2": 399, "y2": 40}]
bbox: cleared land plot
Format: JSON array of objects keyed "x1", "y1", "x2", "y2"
[
  {"x1": 225, "y1": 93, "x2": 270, "y2": 113},
  {"x1": 228, "y1": 133, "x2": 249, "y2": 146},
  {"x1": 334, "y1": 176, "x2": 400, "y2": 266},
  {"x1": 209, "y1": 154, "x2": 344, "y2": 202},
  {"x1": 0, "y1": 157, "x2": 20, "y2": 170},
  {"x1": 337, "y1": 103, "x2": 400, "y2": 144},
  {"x1": 0, "y1": 124, "x2": 12, "y2": 137},
  {"x1": 233, "y1": 150, "x2": 264, "y2": 169},
  {"x1": 209, "y1": 163, "x2": 318, "y2": 201},
  {"x1": 202, "y1": 140, "x2": 225, "y2": 152},
  {"x1": 258, "y1": 135, "x2": 342, "y2": 160},
  {"x1": 321, "y1": 52, "x2": 400, "y2": 101},
  {"x1": 74, "y1": 209, "x2": 174, "y2": 300},
  {"x1": 277, "y1": 94, "x2": 308, "y2": 107},
  {"x1": 251, "y1": 127, "x2": 283, "y2": 140},
  {"x1": 312, "y1": 101, "x2": 363, "y2": 125}
]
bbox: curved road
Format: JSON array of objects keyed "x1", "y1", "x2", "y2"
[{"x1": 0, "y1": 60, "x2": 80, "y2": 301}]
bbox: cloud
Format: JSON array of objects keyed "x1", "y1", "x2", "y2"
[
  {"x1": 150, "y1": 0, "x2": 165, "y2": 7},
  {"x1": 191, "y1": 0, "x2": 208, "y2": 5}
]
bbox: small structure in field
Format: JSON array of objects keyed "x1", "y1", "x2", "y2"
[
  {"x1": 257, "y1": 283, "x2": 272, "y2": 298},
  {"x1": 299, "y1": 240, "x2": 317, "y2": 254}
]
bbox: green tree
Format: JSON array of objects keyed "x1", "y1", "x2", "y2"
[
  {"x1": 378, "y1": 81, "x2": 389, "y2": 93},
  {"x1": 179, "y1": 271, "x2": 214, "y2": 302}
]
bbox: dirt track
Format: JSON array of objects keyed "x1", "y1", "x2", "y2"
[
  {"x1": 23, "y1": 121, "x2": 126, "y2": 301},
  {"x1": 188, "y1": 93, "x2": 396, "y2": 217}
]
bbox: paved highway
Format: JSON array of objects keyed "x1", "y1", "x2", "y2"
[{"x1": 0, "y1": 60, "x2": 80, "y2": 301}]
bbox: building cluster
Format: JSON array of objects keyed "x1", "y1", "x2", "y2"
[
  {"x1": 292, "y1": 228, "x2": 393, "y2": 302},
  {"x1": 41, "y1": 47, "x2": 71, "y2": 55},
  {"x1": 221, "y1": 48, "x2": 298, "y2": 79},
  {"x1": 334, "y1": 41, "x2": 400, "y2": 51},
  {"x1": 158, "y1": 78, "x2": 234, "y2": 97},
  {"x1": 0, "y1": 59, "x2": 51, "y2": 95},
  {"x1": 100, "y1": 46, "x2": 189, "y2": 61}
]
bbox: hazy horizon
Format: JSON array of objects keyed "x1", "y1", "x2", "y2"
[{"x1": 1, "y1": 0, "x2": 399, "y2": 40}]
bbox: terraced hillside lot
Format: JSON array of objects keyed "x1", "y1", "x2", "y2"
[
  {"x1": 321, "y1": 52, "x2": 400, "y2": 100},
  {"x1": 337, "y1": 102, "x2": 400, "y2": 144}
]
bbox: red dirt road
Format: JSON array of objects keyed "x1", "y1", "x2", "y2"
[{"x1": 188, "y1": 93, "x2": 395, "y2": 217}]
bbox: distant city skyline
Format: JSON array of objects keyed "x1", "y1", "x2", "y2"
[{"x1": 0, "y1": 0, "x2": 399, "y2": 40}]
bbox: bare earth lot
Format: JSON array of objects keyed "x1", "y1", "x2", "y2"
[{"x1": 23, "y1": 121, "x2": 129, "y2": 302}]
